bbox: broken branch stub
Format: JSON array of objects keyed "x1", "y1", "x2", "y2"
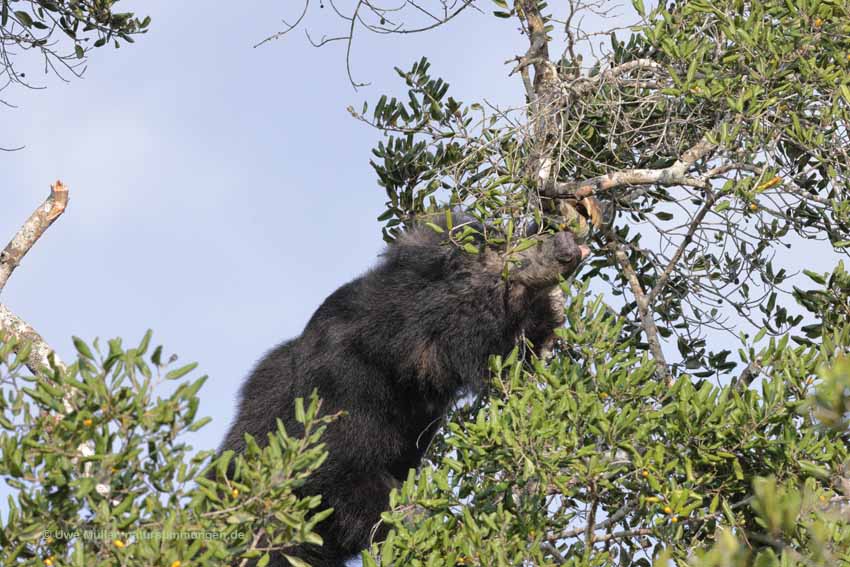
[{"x1": 0, "y1": 180, "x2": 69, "y2": 294}]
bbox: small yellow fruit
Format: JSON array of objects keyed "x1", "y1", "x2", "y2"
[
  {"x1": 749, "y1": 203, "x2": 759, "y2": 212},
  {"x1": 83, "y1": 418, "x2": 93, "y2": 427},
  {"x1": 641, "y1": 470, "x2": 649, "y2": 478},
  {"x1": 171, "y1": 561, "x2": 182, "y2": 567},
  {"x1": 231, "y1": 488, "x2": 240, "y2": 498},
  {"x1": 44, "y1": 557, "x2": 54, "y2": 566},
  {"x1": 671, "y1": 516, "x2": 679, "y2": 523},
  {"x1": 113, "y1": 539, "x2": 125, "y2": 549},
  {"x1": 814, "y1": 17, "x2": 823, "y2": 27},
  {"x1": 663, "y1": 506, "x2": 673, "y2": 514}
]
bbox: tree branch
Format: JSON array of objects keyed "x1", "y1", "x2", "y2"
[
  {"x1": 0, "y1": 180, "x2": 69, "y2": 375},
  {"x1": 0, "y1": 181, "x2": 109, "y2": 496},
  {"x1": 517, "y1": 0, "x2": 561, "y2": 192},
  {"x1": 0, "y1": 304, "x2": 65, "y2": 375},
  {"x1": 0, "y1": 180, "x2": 69, "y2": 294},
  {"x1": 608, "y1": 237, "x2": 673, "y2": 386},
  {"x1": 734, "y1": 358, "x2": 762, "y2": 391},
  {"x1": 541, "y1": 541, "x2": 566, "y2": 564},
  {"x1": 517, "y1": 0, "x2": 558, "y2": 96},
  {"x1": 543, "y1": 137, "x2": 716, "y2": 198},
  {"x1": 647, "y1": 187, "x2": 716, "y2": 304}
]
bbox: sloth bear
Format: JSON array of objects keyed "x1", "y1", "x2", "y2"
[{"x1": 220, "y1": 215, "x2": 588, "y2": 566}]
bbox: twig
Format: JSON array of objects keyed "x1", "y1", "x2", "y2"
[
  {"x1": 238, "y1": 530, "x2": 267, "y2": 567},
  {"x1": 0, "y1": 180, "x2": 69, "y2": 294},
  {"x1": 608, "y1": 236, "x2": 673, "y2": 386},
  {"x1": 647, "y1": 187, "x2": 716, "y2": 304},
  {"x1": 541, "y1": 541, "x2": 566, "y2": 564},
  {"x1": 551, "y1": 499, "x2": 633, "y2": 541},
  {"x1": 253, "y1": 0, "x2": 311, "y2": 48}
]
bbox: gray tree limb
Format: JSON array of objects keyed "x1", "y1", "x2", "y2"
[{"x1": 0, "y1": 180, "x2": 69, "y2": 293}]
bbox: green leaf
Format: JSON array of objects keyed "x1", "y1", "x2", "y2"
[
  {"x1": 284, "y1": 555, "x2": 313, "y2": 567},
  {"x1": 72, "y1": 336, "x2": 95, "y2": 360},
  {"x1": 15, "y1": 10, "x2": 33, "y2": 27},
  {"x1": 188, "y1": 416, "x2": 212, "y2": 432},
  {"x1": 632, "y1": 0, "x2": 645, "y2": 16},
  {"x1": 803, "y1": 269, "x2": 826, "y2": 285},
  {"x1": 165, "y1": 362, "x2": 198, "y2": 380},
  {"x1": 137, "y1": 329, "x2": 152, "y2": 355}
]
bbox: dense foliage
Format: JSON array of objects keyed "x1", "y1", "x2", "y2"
[
  {"x1": 367, "y1": 280, "x2": 850, "y2": 566},
  {"x1": 0, "y1": 332, "x2": 334, "y2": 567}
]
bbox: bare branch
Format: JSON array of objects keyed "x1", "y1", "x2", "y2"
[
  {"x1": 591, "y1": 528, "x2": 654, "y2": 543},
  {"x1": 0, "y1": 180, "x2": 69, "y2": 294},
  {"x1": 608, "y1": 237, "x2": 673, "y2": 386},
  {"x1": 0, "y1": 180, "x2": 69, "y2": 378},
  {"x1": 541, "y1": 541, "x2": 566, "y2": 564},
  {"x1": 647, "y1": 187, "x2": 716, "y2": 304},
  {"x1": 253, "y1": 0, "x2": 311, "y2": 48},
  {"x1": 0, "y1": 303, "x2": 64, "y2": 375},
  {"x1": 543, "y1": 137, "x2": 716, "y2": 198},
  {"x1": 257, "y1": 0, "x2": 475, "y2": 87}
]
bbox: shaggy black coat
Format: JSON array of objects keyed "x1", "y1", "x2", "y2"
[{"x1": 220, "y1": 219, "x2": 586, "y2": 567}]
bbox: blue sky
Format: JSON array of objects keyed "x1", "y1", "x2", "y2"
[{"x1": 2, "y1": 1, "x2": 531, "y2": 452}]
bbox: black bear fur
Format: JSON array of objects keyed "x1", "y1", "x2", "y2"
[{"x1": 219, "y1": 216, "x2": 586, "y2": 566}]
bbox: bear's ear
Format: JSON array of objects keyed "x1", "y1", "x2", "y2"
[{"x1": 383, "y1": 224, "x2": 451, "y2": 279}]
